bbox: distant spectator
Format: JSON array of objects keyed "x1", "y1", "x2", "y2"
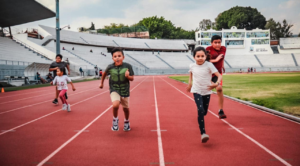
[
  {"x1": 62, "y1": 47, "x2": 65, "y2": 50},
  {"x1": 251, "y1": 67, "x2": 253, "y2": 73},
  {"x1": 72, "y1": 47, "x2": 74, "y2": 50},
  {"x1": 99, "y1": 69, "x2": 103, "y2": 79},
  {"x1": 36, "y1": 72, "x2": 46, "y2": 84},
  {"x1": 94, "y1": 65, "x2": 98, "y2": 76},
  {"x1": 90, "y1": 49, "x2": 93, "y2": 53},
  {"x1": 254, "y1": 68, "x2": 256, "y2": 73},
  {"x1": 79, "y1": 67, "x2": 84, "y2": 76},
  {"x1": 158, "y1": 51, "x2": 160, "y2": 55},
  {"x1": 247, "y1": 67, "x2": 250, "y2": 73},
  {"x1": 240, "y1": 69, "x2": 242, "y2": 73},
  {"x1": 152, "y1": 51, "x2": 154, "y2": 54},
  {"x1": 65, "y1": 58, "x2": 69, "y2": 64},
  {"x1": 46, "y1": 73, "x2": 54, "y2": 82}
]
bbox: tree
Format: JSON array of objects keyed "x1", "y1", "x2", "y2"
[
  {"x1": 265, "y1": 18, "x2": 293, "y2": 39},
  {"x1": 90, "y1": 22, "x2": 95, "y2": 30},
  {"x1": 215, "y1": 6, "x2": 266, "y2": 30},
  {"x1": 199, "y1": 19, "x2": 216, "y2": 30},
  {"x1": 136, "y1": 16, "x2": 195, "y2": 39}
]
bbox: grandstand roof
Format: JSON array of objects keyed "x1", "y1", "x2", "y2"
[{"x1": 0, "y1": 0, "x2": 55, "y2": 27}]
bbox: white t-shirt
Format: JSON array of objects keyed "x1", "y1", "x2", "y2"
[
  {"x1": 189, "y1": 61, "x2": 218, "y2": 95},
  {"x1": 53, "y1": 75, "x2": 72, "y2": 90}
]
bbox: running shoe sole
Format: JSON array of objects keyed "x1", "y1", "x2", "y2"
[
  {"x1": 202, "y1": 137, "x2": 209, "y2": 143},
  {"x1": 111, "y1": 127, "x2": 119, "y2": 131},
  {"x1": 219, "y1": 114, "x2": 227, "y2": 119}
]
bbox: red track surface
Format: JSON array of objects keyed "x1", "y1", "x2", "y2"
[{"x1": 0, "y1": 76, "x2": 299, "y2": 166}]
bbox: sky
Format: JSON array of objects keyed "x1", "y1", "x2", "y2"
[{"x1": 7, "y1": 0, "x2": 300, "y2": 35}]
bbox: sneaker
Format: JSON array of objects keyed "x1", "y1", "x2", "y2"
[
  {"x1": 123, "y1": 121, "x2": 131, "y2": 131},
  {"x1": 218, "y1": 109, "x2": 227, "y2": 119},
  {"x1": 62, "y1": 104, "x2": 67, "y2": 110},
  {"x1": 111, "y1": 119, "x2": 119, "y2": 131},
  {"x1": 65, "y1": 92, "x2": 68, "y2": 100},
  {"x1": 52, "y1": 98, "x2": 58, "y2": 105},
  {"x1": 67, "y1": 104, "x2": 71, "y2": 112},
  {"x1": 201, "y1": 134, "x2": 209, "y2": 143}
]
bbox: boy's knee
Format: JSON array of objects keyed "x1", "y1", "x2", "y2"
[
  {"x1": 112, "y1": 101, "x2": 120, "y2": 109},
  {"x1": 123, "y1": 108, "x2": 129, "y2": 112},
  {"x1": 216, "y1": 86, "x2": 223, "y2": 93}
]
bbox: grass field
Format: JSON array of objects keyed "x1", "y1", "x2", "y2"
[{"x1": 170, "y1": 72, "x2": 300, "y2": 117}]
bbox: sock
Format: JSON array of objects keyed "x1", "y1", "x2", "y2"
[
  {"x1": 124, "y1": 119, "x2": 129, "y2": 122},
  {"x1": 113, "y1": 117, "x2": 118, "y2": 120}
]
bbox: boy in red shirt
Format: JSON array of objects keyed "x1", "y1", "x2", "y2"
[{"x1": 206, "y1": 35, "x2": 227, "y2": 119}]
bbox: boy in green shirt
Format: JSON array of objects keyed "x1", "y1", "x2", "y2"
[{"x1": 99, "y1": 48, "x2": 134, "y2": 131}]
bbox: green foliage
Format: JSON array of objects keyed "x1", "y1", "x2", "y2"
[
  {"x1": 136, "y1": 16, "x2": 196, "y2": 39},
  {"x1": 265, "y1": 18, "x2": 293, "y2": 39},
  {"x1": 215, "y1": 6, "x2": 266, "y2": 30},
  {"x1": 199, "y1": 19, "x2": 217, "y2": 30},
  {"x1": 252, "y1": 99, "x2": 276, "y2": 109}
]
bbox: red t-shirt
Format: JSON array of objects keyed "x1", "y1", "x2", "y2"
[{"x1": 206, "y1": 46, "x2": 226, "y2": 76}]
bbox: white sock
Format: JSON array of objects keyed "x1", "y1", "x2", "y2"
[
  {"x1": 113, "y1": 117, "x2": 118, "y2": 120},
  {"x1": 124, "y1": 119, "x2": 129, "y2": 122}
]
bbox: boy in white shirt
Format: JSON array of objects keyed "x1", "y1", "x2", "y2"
[
  {"x1": 51, "y1": 67, "x2": 76, "y2": 112},
  {"x1": 186, "y1": 47, "x2": 222, "y2": 143}
]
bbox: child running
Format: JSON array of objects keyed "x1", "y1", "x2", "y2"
[
  {"x1": 99, "y1": 48, "x2": 134, "y2": 131},
  {"x1": 187, "y1": 47, "x2": 222, "y2": 143},
  {"x1": 206, "y1": 35, "x2": 227, "y2": 119},
  {"x1": 51, "y1": 67, "x2": 76, "y2": 112}
]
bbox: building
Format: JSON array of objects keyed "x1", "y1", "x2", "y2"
[{"x1": 195, "y1": 26, "x2": 273, "y2": 55}]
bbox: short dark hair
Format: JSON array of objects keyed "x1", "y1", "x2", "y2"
[
  {"x1": 111, "y1": 48, "x2": 124, "y2": 56},
  {"x1": 211, "y1": 35, "x2": 222, "y2": 43},
  {"x1": 56, "y1": 54, "x2": 63, "y2": 59},
  {"x1": 193, "y1": 46, "x2": 210, "y2": 61}
]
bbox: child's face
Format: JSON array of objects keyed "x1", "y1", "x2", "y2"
[
  {"x1": 56, "y1": 56, "x2": 62, "y2": 63},
  {"x1": 211, "y1": 39, "x2": 222, "y2": 50},
  {"x1": 112, "y1": 51, "x2": 124, "y2": 66},
  {"x1": 56, "y1": 69, "x2": 63, "y2": 76},
  {"x1": 194, "y1": 51, "x2": 206, "y2": 65}
]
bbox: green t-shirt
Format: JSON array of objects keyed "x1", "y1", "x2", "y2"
[{"x1": 105, "y1": 62, "x2": 134, "y2": 97}]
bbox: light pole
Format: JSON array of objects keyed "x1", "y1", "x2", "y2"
[{"x1": 56, "y1": 0, "x2": 60, "y2": 55}]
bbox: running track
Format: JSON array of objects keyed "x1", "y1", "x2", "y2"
[{"x1": 0, "y1": 76, "x2": 299, "y2": 166}]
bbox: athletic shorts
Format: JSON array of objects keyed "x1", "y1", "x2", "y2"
[
  {"x1": 211, "y1": 74, "x2": 223, "y2": 86},
  {"x1": 110, "y1": 92, "x2": 129, "y2": 108}
]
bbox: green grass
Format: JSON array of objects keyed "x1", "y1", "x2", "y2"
[
  {"x1": 1, "y1": 78, "x2": 98, "y2": 92},
  {"x1": 169, "y1": 72, "x2": 300, "y2": 117}
]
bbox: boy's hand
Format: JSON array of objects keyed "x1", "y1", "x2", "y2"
[
  {"x1": 208, "y1": 83, "x2": 218, "y2": 90},
  {"x1": 222, "y1": 67, "x2": 226, "y2": 73},
  {"x1": 72, "y1": 87, "x2": 76, "y2": 91},
  {"x1": 186, "y1": 84, "x2": 192, "y2": 92},
  {"x1": 216, "y1": 54, "x2": 223, "y2": 61},
  {"x1": 99, "y1": 83, "x2": 103, "y2": 89},
  {"x1": 50, "y1": 81, "x2": 53, "y2": 85},
  {"x1": 125, "y1": 70, "x2": 130, "y2": 78}
]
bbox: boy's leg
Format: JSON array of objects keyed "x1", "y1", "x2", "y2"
[
  {"x1": 211, "y1": 76, "x2": 227, "y2": 119},
  {"x1": 121, "y1": 97, "x2": 131, "y2": 131},
  {"x1": 52, "y1": 86, "x2": 59, "y2": 104},
  {"x1": 111, "y1": 92, "x2": 121, "y2": 131}
]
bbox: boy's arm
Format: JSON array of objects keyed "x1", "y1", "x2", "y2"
[
  {"x1": 210, "y1": 54, "x2": 223, "y2": 63},
  {"x1": 125, "y1": 69, "x2": 134, "y2": 81},
  {"x1": 99, "y1": 72, "x2": 107, "y2": 89},
  {"x1": 66, "y1": 64, "x2": 70, "y2": 75},
  {"x1": 186, "y1": 72, "x2": 193, "y2": 92}
]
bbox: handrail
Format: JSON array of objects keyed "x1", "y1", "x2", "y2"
[{"x1": 12, "y1": 37, "x2": 51, "y2": 60}]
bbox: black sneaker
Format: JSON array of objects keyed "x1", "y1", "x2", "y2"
[
  {"x1": 52, "y1": 98, "x2": 58, "y2": 105},
  {"x1": 218, "y1": 109, "x2": 227, "y2": 119},
  {"x1": 65, "y1": 92, "x2": 68, "y2": 99}
]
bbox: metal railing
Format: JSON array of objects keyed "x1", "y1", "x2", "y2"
[
  {"x1": 12, "y1": 37, "x2": 52, "y2": 60},
  {"x1": 0, "y1": 59, "x2": 32, "y2": 66}
]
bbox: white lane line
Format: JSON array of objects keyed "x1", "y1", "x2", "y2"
[
  {"x1": 159, "y1": 77, "x2": 292, "y2": 166},
  {"x1": 153, "y1": 76, "x2": 165, "y2": 166},
  {"x1": 0, "y1": 83, "x2": 95, "y2": 99},
  {"x1": 0, "y1": 90, "x2": 109, "y2": 136},
  {"x1": 0, "y1": 88, "x2": 100, "y2": 115},
  {"x1": 37, "y1": 77, "x2": 148, "y2": 166}
]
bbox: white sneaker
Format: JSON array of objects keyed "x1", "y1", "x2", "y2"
[
  {"x1": 67, "y1": 104, "x2": 71, "y2": 112},
  {"x1": 123, "y1": 121, "x2": 131, "y2": 131},
  {"x1": 111, "y1": 118, "x2": 119, "y2": 131},
  {"x1": 201, "y1": 134, "x2": 209, "y2": 143},
  {"x1": 62, "y1": 104, "x2": 67, "y2": 110}
]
